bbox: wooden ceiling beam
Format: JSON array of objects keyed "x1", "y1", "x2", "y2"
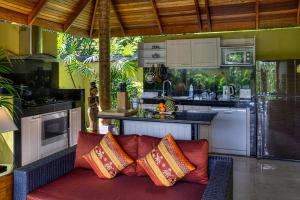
[
  {"x1": 194, "y1": 0, "x2": 202, "y2": 32},
  {"x1": 90, "y1": 0, "x2": 99, "y2": 37},
  {"x1": 64, "y1": 0, "x2": 91, "y2": 32},
  {"x1": 28, "y1": 0, "x2": 48, "y2": 25},
  {"x1": 256, "y1": 0, "x2": 260, "y2": 29},
  {"x1": 110, "y1": 0, "x2": 126, "y2": 36},
  {"x1": 204, "y1": 0, "x2": 212, "y2": 32},
  {"x1": 150, "y1": 0, "x2": 163, "y2": 34},
  {"x1": 297, "y1": 0, "x2": 300, "y2": 25},
  {"x1": 0, "y1": 6, "x2": 27, "y2": 25}
]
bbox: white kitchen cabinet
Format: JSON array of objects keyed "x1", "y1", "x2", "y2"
[
  {"x1": 199, "y1": 125, "x2": 212, "y2": 152},
  {"x1": 211, "y1": 107, "x2": 250, "y2": 156},
  {"x1": 183, "y1": 105, "x2": 211, "y2": 112},
  {"x1": 21, "y1": 115, "x2": 41, "y2": 166},
  {"x1": 69, "y1": 107, "x2": 82, "y2": 146},
  {"x1": 166, "y1": 39, "x2": 192, "y2": 67},
  {"x1": 191, "y1": 38, "x2": 220, "y2": 67},
  {"x1": 123, "y1": 120, "x2": 192, "y2": 140}
]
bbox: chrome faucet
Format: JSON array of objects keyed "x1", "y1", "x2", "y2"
[{"x1": 162, "y1": 80, "x2": 172, "y2": 97}]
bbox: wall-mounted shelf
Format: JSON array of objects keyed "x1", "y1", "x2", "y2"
[{"x1": 138, "y1": 42, "x2": 166, "y2": 67}]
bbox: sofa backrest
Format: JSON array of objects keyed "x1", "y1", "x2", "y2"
[{"x1": 75, "y1": 132, "x2": 209, "y2": 184}]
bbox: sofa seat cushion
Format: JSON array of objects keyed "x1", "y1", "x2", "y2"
[{"x1": 27, "y1": 169, "x2": 206, "y2": 200}]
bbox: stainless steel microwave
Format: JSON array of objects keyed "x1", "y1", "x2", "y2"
[{"x1": 221, "y1": 47, "x2": 255, "y2": 66}]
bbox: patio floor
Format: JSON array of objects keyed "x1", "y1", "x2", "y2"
[{"x1": 233, "y1": 156, "x2": 300, "y2": 200}]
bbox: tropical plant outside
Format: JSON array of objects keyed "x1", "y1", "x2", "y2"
[
  {"x1": 0, "y1": 48, "x2": 18, "y2": 114},
  {"x1": 57, "y1": 33, "x2": 143, "y2": 108}
]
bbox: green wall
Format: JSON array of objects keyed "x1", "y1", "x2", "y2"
[
  {"x1": 144, "y1": 27, "x2": 300, "y2": 60},
  {"x1": 0, "y1": 96, "x2": 13, "y2": 166}
]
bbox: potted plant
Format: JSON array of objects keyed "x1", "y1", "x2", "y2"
[{"x1": 0, "y1": 48, "x2": 18, "y2": 114}]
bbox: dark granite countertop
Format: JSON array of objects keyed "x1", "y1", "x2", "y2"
[
  {"x1": 98, "y1": 111, "x2": 217, "y2": 125},
  {"x1": 21, "y1": 101, "x2": 73, "y2": 117},
  {"x1": 142, "y1": 97, "x2": 254, "y2": 108}
]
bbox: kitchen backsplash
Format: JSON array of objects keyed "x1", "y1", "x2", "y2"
[{"x1": 144, "y1": 67, "x2": 255, "y2": 97}]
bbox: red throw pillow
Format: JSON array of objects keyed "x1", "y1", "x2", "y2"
[
  {"x1": 83, "y1": 132, "x2": 134, "y2": 179},
  {"x1": 75, "y1": 131, "x2": 138, "y2": 176},
  {"x1": 137, "y1": 134, "x2": 195, "y2": 187},
  {"x1": 137, "y1": 135, "x2": 209, "y2": 185}
]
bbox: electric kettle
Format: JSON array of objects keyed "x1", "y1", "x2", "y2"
[{"x1": 223, "y1": 85, "x2": 235, "y2": 100}]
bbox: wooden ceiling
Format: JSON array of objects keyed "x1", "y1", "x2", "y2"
[{"x1": 0, "y1": 0, "x2": 299, "y2": 38}]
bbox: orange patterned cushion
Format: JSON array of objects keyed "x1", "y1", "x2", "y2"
[
  {"x1": 83, "y1": 132, "x2": 134, "y2": 179},
  {"x1": 136, "y1": 134, "x2": 196, "y2": 187}
]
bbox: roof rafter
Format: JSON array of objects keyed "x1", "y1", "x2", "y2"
[
  {"x1": 111, "y1": 0, "x2": 126, "y2": 36},
  {"x1": 204, "y1": 0, "x2": 212, "y2": 32},
  {"x1": 297, "y1": 0, "x2": 300, "y2": 25},
  {"x1": 28, "y1": 0, "x2": 48, "y2": 25},
  {"x1": 64, "y1": 0, "x2": 91, "y2": 32},
  {"x1": 150, "y1": 0, "x2": 163, "y2": 34},
  {"x1": 193, "y1": 0, "x2": 202, "y2": 32},
  {"x1": 256, "y1": 0, "x2": 260, "y2": 29},
  {"x1": 89, "y1": 0, "x2": 99, "y2": 37}
]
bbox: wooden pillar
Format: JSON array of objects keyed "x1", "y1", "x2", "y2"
[{"x1": 99, "y1": 0, "x2": 111, "y2": 111}]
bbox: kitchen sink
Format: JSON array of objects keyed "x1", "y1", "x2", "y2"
[{"x1": 172, "y1": 96, "x2": 192, "y2": 100}]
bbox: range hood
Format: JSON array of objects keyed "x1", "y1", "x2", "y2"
[{"x1": 11, "y1": 25, "x2": 57, "y2": 62}]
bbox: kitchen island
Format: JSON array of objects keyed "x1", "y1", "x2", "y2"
[
  {"x1": 140, "y1": 98, "x2": 253, "y2": 156},
  {"x1": 98, "y1": 111, "x2": 217, "y2": 140}
]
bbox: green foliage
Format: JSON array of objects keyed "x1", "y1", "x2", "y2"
[
  {"x1": 58, "y1": 33, "x2": 98, "y2": 59},
  {"x1": 0, "y1": 48, "x2": 18, "y2": 114},
  {"x1": 57, "y1": 33, "x2": 143, "y2": 108},
  {"x1": 58, "y1": 33, "x2": 98, "y2": 87},
  {"x1": 225, "y1": 67, "x2": 252, "y2": 91},
  {"x1": 111, "y1": 37, "x2": 142, "y2": 56},
  {"x1": 256, "y1": 61, "x2": 277, "y2": 94}
]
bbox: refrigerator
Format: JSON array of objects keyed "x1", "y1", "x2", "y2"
[{"x1": 256, "y1": 60, "x2": 300, "y2": 160}]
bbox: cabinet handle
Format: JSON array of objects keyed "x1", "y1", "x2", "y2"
[{"x1": 32, "y1": 116, "x2": 41, "y2": 119}]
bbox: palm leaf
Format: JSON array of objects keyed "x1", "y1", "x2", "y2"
[{"x1": 0, "y1": 48, "x2": 20, "y2": 114}]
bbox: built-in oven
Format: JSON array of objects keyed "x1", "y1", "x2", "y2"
[
  {"x1": 41, "y1": 111, "x2": 68, "y2": 146},
  {"x1": 40, "y1": 110, "x2": 68, "y2": 158}
]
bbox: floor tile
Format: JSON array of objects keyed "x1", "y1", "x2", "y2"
[{"x1": 231, "y1": 156, "x2": 300, "y2": 200}]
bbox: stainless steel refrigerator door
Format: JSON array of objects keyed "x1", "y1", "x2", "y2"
[{"x1": 256, "y1": 60, "x2": 300, "y2": 160}]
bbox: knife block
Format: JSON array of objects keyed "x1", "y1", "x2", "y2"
[{"x1": 117, "y1": 92, "x2": 129, "y2": 112}]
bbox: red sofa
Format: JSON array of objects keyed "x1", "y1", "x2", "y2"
[{"x1": 14, "y1": 132, "x2": 233, "y2": 200}]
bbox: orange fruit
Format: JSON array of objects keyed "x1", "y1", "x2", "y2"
[
  {"x1": 159, "y1": 103, "x2": 165, "y2": 107},
  {"x1": 159, "y1": 107, "x2": 166, "y2": 112}
]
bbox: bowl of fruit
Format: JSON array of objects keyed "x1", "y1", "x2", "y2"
[{"x1": 156, "y1": 97, "x2": 176, "y2": 115}]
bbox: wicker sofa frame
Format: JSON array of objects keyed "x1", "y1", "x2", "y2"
[{"x1": 14, "y1": 146, "x2": 233, "y2": 200}]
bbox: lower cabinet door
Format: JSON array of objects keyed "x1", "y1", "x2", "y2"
[
  {"x1": 21, "y1": 116, "x2": 41, "y2": 166},
  {"x1": 211, "y1": 108, "x2": 247, "y2": 155},
  {"x1": 69, "y1": 107, "x2": 82, "y2": 146},
  {"x1": 123, "y1": 120, "x2": 192, "y2": 140}
]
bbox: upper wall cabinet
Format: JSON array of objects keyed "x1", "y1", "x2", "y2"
[
  {"x1": 191, "y1": 38, "x2": 220, "y2": 67},
  {"x1": 166, "y1": 38, "x2": 220, "y2": 68},
  {"x1": 166, "y1": 40, "x2": 192, "y2": 67}
]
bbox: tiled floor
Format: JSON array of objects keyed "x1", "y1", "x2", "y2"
[{"x1": 233, "y1": 157, "x2": 300, "y2": 200}]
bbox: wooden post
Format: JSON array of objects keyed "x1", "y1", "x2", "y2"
[{"x1": 99, "y1": 0, "x2": 111, "y2": 111}]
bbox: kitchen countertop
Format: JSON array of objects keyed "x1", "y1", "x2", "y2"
[
  {"x1": 142, "y1": 97, "x2": 254, "y2": 108},
  {"x1": 98, "y1": 111, "x2": 217, "y2": 125},
  {"x1": 20, "y1": 101, "x2": 73, "y2": 117}
]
